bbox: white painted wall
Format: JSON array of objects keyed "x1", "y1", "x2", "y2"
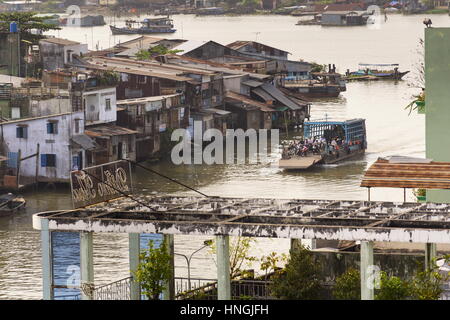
[
  {"x1": 83, "y1": 87, "x2": 117, "y2": 126},
  {"x1": 0, "y1": 111, "x2": 85, "y2": 182}
]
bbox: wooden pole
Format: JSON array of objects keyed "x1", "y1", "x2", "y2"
[
  {"x1": 284, "y1": 112, "x2": 289, "y2": 138},
  {"x1": 16, "y1": 149, "x2": 21, "y2": 190},
  {"x1": 35, "y1": 143, "x2": 40, "y2": 186}
]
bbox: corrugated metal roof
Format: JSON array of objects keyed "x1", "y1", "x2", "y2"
[
  {"x1": 260, "y1": 83, "x2": 301, "y2": 111},
  {"x1": 173, "y1": 40, "x2": 208, "y2": 54},
  {"x1": 40, "y1": 37, "x2": 81, "y2": 46},
  {"x1": 85, "y1": 125, "x2": 138, "y2": 137},
  {"x1": 117, "y1": 93, "x2": 181, "y2": 105},
  {"x1": 360, "y1": 158, "x2": 450, "y2": 189},
  {"x1": 71, "y1": 134, "x2": 98, "y2": 150},
  {"x1": 242, "y1": 80, "x2": 263, "y2": 88},
  {"x1": 225, "y1": 91, "x2": 275, "y2": 112}
]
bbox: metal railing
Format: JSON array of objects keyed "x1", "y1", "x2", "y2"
[
  {"x1": 174, "y1": 277, "x2": 274, "y2": 300},
  {"x1": 92, "y1": 276, "x2": 133, "y2": 300}
]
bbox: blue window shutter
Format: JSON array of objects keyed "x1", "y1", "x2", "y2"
[
  {"x1": 16, "y1": 127, "x2": 21, "y2": 138},
  {"x1": 7, "y1": 152, "x2": 18, "y2": 168},
  {"x1": 47, "y1": 123, "x2": 51, "y2": 134},
  {"x1": 41, "y1": 154, "x2": 47, "y2": 167},
  {"x1": 54, "y1": 123, "x2": 58, "y2": 134}
]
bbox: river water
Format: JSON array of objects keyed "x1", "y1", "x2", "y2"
[{"x1": 1, "y1": 13, "x2": 444, "y2": 299}]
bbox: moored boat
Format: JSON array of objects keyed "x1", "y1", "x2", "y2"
[
  {"x1": 278, "y1": 118, "x2": 367, "y2": 170},
  {"x1": 345, "y1": 63, "x2": 409, "y2": 80},
  {"x1": 0, "y1": 193, "x2": 26, "y2": 216},
  {"x1": 110, "y1": 17, "x2": 176, "y2": 35}
]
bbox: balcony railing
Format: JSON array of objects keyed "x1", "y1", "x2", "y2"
[{"x1": 85, "y1": 111, "x2": 99, "y2": 122}]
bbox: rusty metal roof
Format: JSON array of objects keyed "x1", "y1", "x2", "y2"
[
  {"x1": 85, "y1": 124, "x2": 138, "y2": 138},
  {"x1": 361, "y1": 157, "x2": 450, "y2": 189}
]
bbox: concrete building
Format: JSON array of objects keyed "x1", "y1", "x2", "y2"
[
  {"x1": 39, "y1": 38, "x2": 89, "y2": 71},
  {"x1": 83, "y1": 87, "x2": 117, "y2": 126},
  {"x1": 0, "y1": 111, "x2": 90, "y2": 187},
  {"x1": 117, "y1": 93, "x2": 188, "y2": 160}
]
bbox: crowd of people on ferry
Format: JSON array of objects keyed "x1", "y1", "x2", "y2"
[{"x1": 282, "y1": 136, "x2": 359, "y2": 159}]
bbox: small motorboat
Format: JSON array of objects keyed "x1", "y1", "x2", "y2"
[{"x1": 0, "y1": 193, "x2": 26, "y2": 216}]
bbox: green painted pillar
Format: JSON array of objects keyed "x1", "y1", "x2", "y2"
[
  {"x1": 216, "y1": 235, "x2": 231, "y2": 300},
  {"x1": 425, "y1": 28, "x2": 450, "y2": 203},
  {"x1": 80, "y1": 231, "x2": 94, "y2": 300},
  {"x1": 360, "y1": 241, "x2": 375, "y2": 300},
  {"x1": 129, "y1": 233, "x2": 141, "y2": 300},
  {"x1": 425, "y1": 243, "x2": 437, "y2": 271},
  {"x1": 162, "y1": 234, "x2": 175, "y2": 300},
  {"x1": 41, "y1": 218, "x2": 54, "y2": 300}
]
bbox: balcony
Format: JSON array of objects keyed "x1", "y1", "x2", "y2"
[{"x1": 85, "y1": 111, "x2": 99, "y2": 123}]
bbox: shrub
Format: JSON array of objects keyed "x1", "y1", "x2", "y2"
[
  {"x1": 333, "y1": 268, "x2": 360, "y2": 300},
  {"x1": 270, "y1": 245, "x2": 324, "y2": 299}
]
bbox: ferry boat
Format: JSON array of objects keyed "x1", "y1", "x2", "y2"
[
  {"x1": 110, "y1": 17, "x2": 176, "y2": 35},
  {"x1": 345, "y1": 63, "x2": 409, "y2": 81},
  {"x1": 278, "y1": 118, "x2": 367, "y2": 170}
]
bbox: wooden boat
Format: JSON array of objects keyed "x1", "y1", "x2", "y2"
[
  {"x1": 279, "y1": 119, "x2": 367, "y2": 170},
  {"x1": 345, "y1": 63, "x2": 409, "y2": 81},
  {"x1": 110, "y1": 17, "x2": 176, "y2": 35},
  {"x1": 282, "y1": 72, "x2": 346, "y2": 98},
  {"x1": 0, "y1": 193, "x2": 26, "y2": 216}
]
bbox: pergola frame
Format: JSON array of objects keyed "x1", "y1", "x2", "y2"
[{"x1": 33, "y1": 195, "x2": 450, "y2": 300}]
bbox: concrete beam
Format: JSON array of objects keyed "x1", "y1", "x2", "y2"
[
  {"x1": 34, "y1": 214, "x2": 450, "y2": 244},
  {"x1": 360, "y1": 241, "x2": 375, "y2": 300},
  {"x1": 216, "y1": 235, "x2": 231, "y2": 300},
  {"x1": 40, "y1": 219, "x2": 54, "y2": 300},
  {"x1": 129, "y1": 233, "x2": 141, "y2": 300},
  {"x1": 162, "y1": 234, "x2": 175, "y2": 300},
  {"x1": 425, "y1": 243, "x2": 437, "y2": 270},
  {"x1": 80, "y1": 231, "x2": 94, "y2": 300}
]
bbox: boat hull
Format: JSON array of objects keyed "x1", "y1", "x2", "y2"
[
  {"x1": 110, "y1": 25, "x2": 176, "y2": 35},
  {"x1": 283, "y1": 85, "x2": 341, "y2": 98},
  {"x1": 346, "y1": 71, "x2": 409, "y2": 81},
  {"x1": 279, "y1": 148, "x2": 365, "y2": 170}
]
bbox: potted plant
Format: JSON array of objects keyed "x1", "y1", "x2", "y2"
[
  {"x1": 405, "y1": 90, "x2": 425, "y2": 115},
  {"x1": 414, "y1": 188, "x2": 426, "y2": 202}
]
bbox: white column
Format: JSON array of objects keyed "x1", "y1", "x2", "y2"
[
  {"x1": 216, "y1": 235, "x2": 231, "y2": 300},
  {"x1": 41, "y1": 218, "x2": 54, "y2": 300},
  {"x1": 360, "y1": 241, "x2": 375, "y2": 300},
  {"x1": 80, "y1": 231, "x2": 94, "y2": 300},
  {"x1": 129, "y1": 233, "x2": 141, "y2": 300}
]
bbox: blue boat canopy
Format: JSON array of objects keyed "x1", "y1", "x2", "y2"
[{"x1": 303, "y1": 118, "x2": 366, "y2": 144}]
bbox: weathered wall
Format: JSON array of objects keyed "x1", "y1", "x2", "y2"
[
  {"x1": 313, "y1": 250, "x2": 424, "y2": 282},
  {"x1": 0, "y1": 111, "x2": 85, "y2": 182},
  {"x1": 425, "y1": 28, "x2": 450, "y2": 203}
]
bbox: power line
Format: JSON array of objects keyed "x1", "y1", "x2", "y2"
[
  {"x1": 125, "y1": 159, "x2": 209, "y2": 198},
  {"x1": 79, "y1": 169, "x2": 158, "y2": 212}
]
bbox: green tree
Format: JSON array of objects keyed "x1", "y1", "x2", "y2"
[
  {"x1": 134, "y1": 239, "x2": 172, "y2": 300},
  {"x1": 409, "y1": 259, "x2": 448, "y2": 300},
  {"x1": 270, "y1": 245, "x2": 324, "y2": 299},
  {"x1": 375, "y1": 272, "x2": 411, "y2": 300},
  {"x1": 135, "y1": 45, "x2": 183, "y2": 60},
  {"x1": 333, "y1": 268, "x2": 361, "y2": 300},
  {"x1": 209, "y1": 237, "x2": 258, "y2": 279},
  {"x1": 0, "y1": 12, "x2": 60, "y2": 41},
  {"x1": 260, "y1": 251, "x2": 288, "y2": 280}
]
